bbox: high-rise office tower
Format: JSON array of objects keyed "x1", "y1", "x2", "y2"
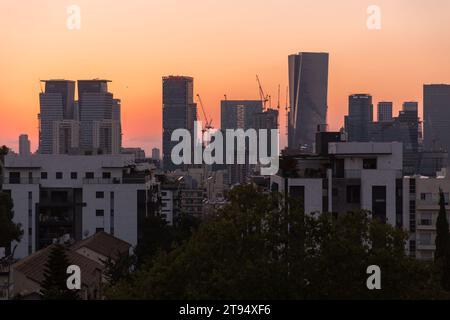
[
  {"x1": 39, "y1": 80, "x2": 76, "y2": 154},
  {"x1": 162, "y1": 76, "x2": 197, "y2": 171},
  {"x1": 52, "y1": 120, "x2": 80, "y2": 154},
  {"x1": 78, "y1": 80, "x2": 119, "y2": 154},
  {"x1": 288, "y1": 52, "x2": 329, "y2": 152},
  {"x1": 423, "y1": 85, "x2": 450, "y2": 158},
  {"x1": 368, "y1": 103, "x2": 419, "y2": 174},
  {"x1": 345, "y1": 94, "x2": 373, "y2": 142},
  {"x1": 220, "y1": 100, "x2": 264, "y2": 185},
  {"x1": 377, "y1": 102, "x2": 393, "y2": 122},
  {"x1": 19, "y1": 134, "x2": 31, "y2": 156},
  {"x1": 220, "y1": 100, "x2": 263, "y2": 130}
]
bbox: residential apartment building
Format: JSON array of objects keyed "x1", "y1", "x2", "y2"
[
  {"x1": 2, "y1": 154, "x2": 157, "y2": 259},
  {"x1": 271, "y1": 140, "x2": 403, "y2": 227},
  {"x1": 403, "y1": 171, "x2": 450, "y2": 260}
]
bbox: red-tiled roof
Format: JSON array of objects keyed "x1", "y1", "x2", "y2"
[
  {"x1": 13, "y1": 245, "x2": 103, "y2": 287},
  {"x1": 71, "y1": 232, "x2": 131, "y2": 261}
]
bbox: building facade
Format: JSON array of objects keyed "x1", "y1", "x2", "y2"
[
  {"x1": 2, "y1": 154, "x2": 157, "y2": 259},
  {"x1": 162, "y1": 76, "x2": 197, "y2": 171},
  {"x1": 377, "y1": 101, "x2": 393, "y2": 122},
  {"x1": 288, "y1": 52, "x2": 329, "y2": 152},
  {"x1": 345, "y1": 94, "x2": 373, "y2": 142},
  {"x1": 423, "y1": 84, "x2": 450, "y2": 162}
]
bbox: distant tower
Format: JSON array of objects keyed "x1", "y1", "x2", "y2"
[
  {"x1": 288, "y1": 52, "x2": 329, "y2": 152},
  {"x1": 152, "y1": 148, "x2": 161, "y2": 161},
  {"x1": 78, "y1": 80, "x2": 120, "y2": 154},
  {"x1": 19, "y1": 134, "x2": 31, "y2": 156},
  {"x1": 424, "y1": 84, "x2": 450, "y2": 158},
  {"x1": 377, "y1": 102, "x2": 393, "y2": 122},
  {"x1": 345, "y1": 94, "x2": 373, "y2": 142},
  {"x1": 39, "y1": 80, "x2": 76, "y2": 154},
  {"x1": 162, "y1": 76, "x2": 197, "y2": 171}
]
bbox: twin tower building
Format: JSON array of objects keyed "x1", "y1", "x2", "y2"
[{"x1": 38, "y1": 79, "x2": 122, "y2": 155}]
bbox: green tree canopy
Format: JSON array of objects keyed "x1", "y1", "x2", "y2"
[{"x1": 107, "y1": 185, "x2": 448, "y2": 300}]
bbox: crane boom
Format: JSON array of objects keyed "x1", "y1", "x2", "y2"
[
  {"x1": 256, "y1": 75, "x2": 269, "y2": 110},
  {"x1": 196, "y1": 94, "x2": 213, "y2": 129}
]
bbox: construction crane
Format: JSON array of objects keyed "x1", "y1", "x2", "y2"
[
  {"x1": 196, "y1": 94, "x2": 213, "y2": 130},
  {"x1": 285, "y1": 86, "x2": 289, "y2": 139},
  {"x1": 277, "y1": 84, "x2": 281, "y2": 110},
  {"x1": 256, "y1": 75, "x2": 270, "y2": 111}
]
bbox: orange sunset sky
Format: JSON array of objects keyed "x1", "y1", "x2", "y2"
[{"x1": 1, "y1": 0, "x2": 450, "y2": 154}]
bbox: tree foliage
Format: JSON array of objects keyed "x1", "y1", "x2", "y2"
[
  {"x1": 41, "y1": 245, "x2": 79, "y2": 300},
  {"x1": 0, "y1": 192, "x2": 23, "y2": 250},
  {"x1": 108, "y1": 185, "x2": 448, "y2": 300}
]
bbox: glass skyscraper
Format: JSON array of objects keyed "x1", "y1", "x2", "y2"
[{"x1": 288, "y1": 52, "x2": 329, "y2": 152}]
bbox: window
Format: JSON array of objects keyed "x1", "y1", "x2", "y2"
[
  {"x1": 56, "y1": 172, "x2": 63, "y2": 180},
  {"x1": 420, "y1": 213, "x2": 432, "y2": 226},
  {"x1": 95, "y1": 228, "x2": 104, "y2": 233},
  {"x1": 71, "y1": 172, "x2": 78, "y2": 179},
  {"x1": 420, "y1": 193, "x2": 432, "y2": 202},
  {"x1": 96, "y1": 209, "x2": 104, "y2": 217},
  {"x1": 85, "y1": 172, "x2": 94, "y2": 179},
  {"x1": 96, "y1": 191, "x2": 104, "y2": 199},
  {"x1": 41, "y1": 172, "x2": 48, "y2": 179},
  {"x1": 409, "y1": 179, "x2": 416, "y2": 194},
  {"x1": 419, "y1": 232, "x2": 432, "y2": 246},
  {"x1": 363, "y1": 158, "x2": 377, "y2": 170},
  {"x1": 346, "y1": 185, "x2": 361, "y2": 204},
  {"x1": 102, "y1": 172, "x2": 111, "y2": 179}
]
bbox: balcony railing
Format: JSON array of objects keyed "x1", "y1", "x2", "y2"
[
  {"x1": 82, "y1": 176, "x2": 150, "y2": 184},
  {"x1": 3, "y1": 177, "x2": 41, "y2": 185}
]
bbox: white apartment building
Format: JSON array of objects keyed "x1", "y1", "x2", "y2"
[
  {"x1": 403, "y1": 170, "x2": 450, "y2": 260},
  {"x1": 2, "y1": 154, "x2": 157, "y2": 259},
  {"x1": 271, "y1": 142, "x2": 403, "y2": 226}
]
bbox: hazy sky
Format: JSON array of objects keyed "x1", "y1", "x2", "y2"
[{"x1": 1, "y1": 0, "x2": 450, "y2": 153}]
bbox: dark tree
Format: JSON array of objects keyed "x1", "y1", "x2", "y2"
[
  {"x1": 41, "y1": 245, "x2": 79, "y2": 300},
  {"x1": 102, "y1": 252, "x2": 135, "y2": 286},
  {"x1": 0, "y1": 192, "x2": 23, "y2": 253},
  {"x1": 435, "y1": 189, "x2": 449, "y2": 262}
]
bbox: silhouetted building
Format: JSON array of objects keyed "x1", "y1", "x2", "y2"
[
  {"x1": 162, "y1": 76, "x2": 197, "y2": 171},
  {"x1": 423, "y1": 85, "x2": 450, "y2": 162},
  {"x1": 369, "y1": 102, "x2": 419, "y2": 174},
  {"x1": 152, "y1": 148, "x2": 160, "y2": 160},
  {"x1": 220, "y1": 100, "x2": 263, "y2": 185},
  {"x1": 38, "y1": 80, "x2": 76, "y2": 154},
  {"x1": 345, "y1": 94, "x2": 373, "y2": 142},
  {"x1": 78, "y1": 80, "x2": 120, "y2": 154},
  {"x1": 19, "y1": 134, "x2": 31, "y2": 156},
  {"x1": 288, "y1": 52, "x2": 329, "y2": 152},
  {"x1": 377, "y1": 101, "x2": 393, "y2": 122}
]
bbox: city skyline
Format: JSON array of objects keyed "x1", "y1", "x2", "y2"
[{"x1": 1, "y1": 0, "x2": 450, "y2": 153}]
